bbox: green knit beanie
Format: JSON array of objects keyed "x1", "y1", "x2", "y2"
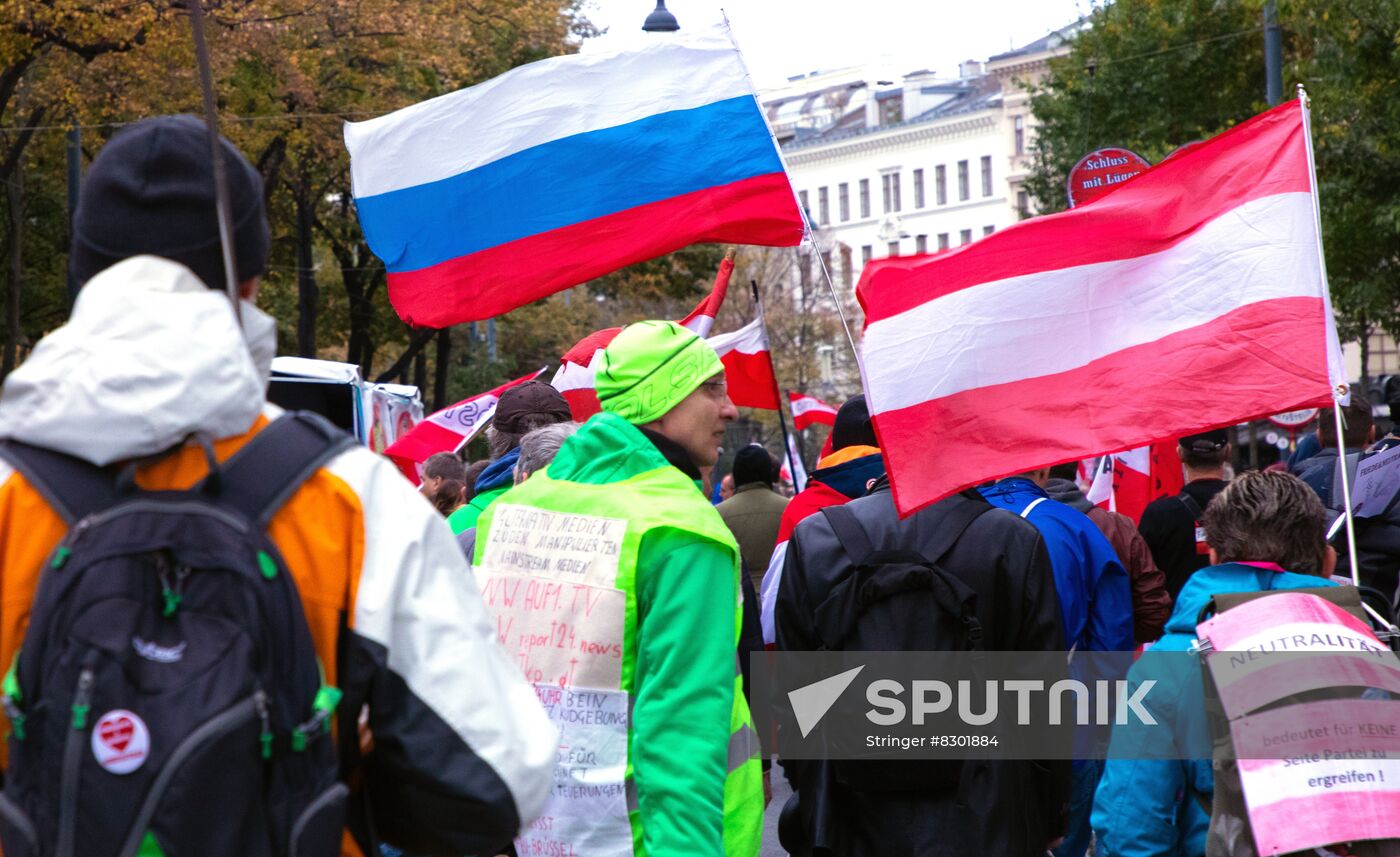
[{"x1": 595, "y1": 321, "x2": 723, "y2": 425}]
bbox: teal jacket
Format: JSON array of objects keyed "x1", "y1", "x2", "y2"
[{"x1": 1091, "y1": 563, "x2": 1337, "y2": 857}]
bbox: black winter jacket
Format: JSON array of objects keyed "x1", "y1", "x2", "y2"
[{"x1": 774, "y1": 484, "x2": 1071, "y2": 857}]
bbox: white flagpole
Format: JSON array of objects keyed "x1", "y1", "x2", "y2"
[{"x1": 1299, "y1": 84, "x2": 1360, "y2": 580}]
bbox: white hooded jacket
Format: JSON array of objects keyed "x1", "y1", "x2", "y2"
[{"x1": 0, "y1": 257, "x2": 555, "y2": 856}]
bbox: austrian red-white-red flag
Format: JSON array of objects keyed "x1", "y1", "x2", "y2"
[
  {"x1": 550, "y1": 253, "x2": 735, "y2": 420},
  {"x1": 678, "y1": 251, "x2": 734, "y2": 338},
  {"x1": 708, "y1": 317, "x2": 780, "y2": 409},
  {"x1": 858, "y1": 97, "x2": 1346, "y2": 516},
  {"x1": 385, "y1": 367, "x2": 546, "y2": 483},
  {"x1": 551, "y1": 327, "x2": 622, "y2": 421},
  {"x1": 788, "y1": 391, "x2": 838, "y2": 430}
]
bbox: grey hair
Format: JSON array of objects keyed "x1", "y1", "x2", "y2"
[
  {"x1": 515, "y1": 422, "x2": 580, "y2": 482},
  {"x1": 1202, "y1": 470, "x2": 1328, "y2": 576}
]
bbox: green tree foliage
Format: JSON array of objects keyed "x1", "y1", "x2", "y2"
[{"x1": 1025, "y1": 0, "x2": 1400, "y2": 357}]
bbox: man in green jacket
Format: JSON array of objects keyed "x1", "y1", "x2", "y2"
[{"x1": 474, "y1": 321, "x2": 764, "y2": 857}]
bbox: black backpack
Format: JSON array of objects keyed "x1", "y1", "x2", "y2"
[
  {"x1": 0, "y1": 413, "x2": 356, "y2": 857},
  {"x1": 809, "y1": 500, "x2": 990, "y2": 794}
]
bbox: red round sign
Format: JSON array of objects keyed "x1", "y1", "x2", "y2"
[{"x1": 1066, "y1": 147, "x2": 1152, "y2": 208}]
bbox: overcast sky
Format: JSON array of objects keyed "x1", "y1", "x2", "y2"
[{"x1": 579, "y1": 0, "x2": 1099, "y2": 89}]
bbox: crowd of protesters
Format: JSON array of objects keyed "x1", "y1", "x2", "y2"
[{"x1": 0, "y1": 116, "x2": 1394, "y2": 857}]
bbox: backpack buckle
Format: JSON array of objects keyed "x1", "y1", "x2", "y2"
[
  {"x1": 2, "y1": 697, "x2": 25, "y2": 741},
  {"x1": 291, "y1": 685, "x2": 343, "y2": 752}
]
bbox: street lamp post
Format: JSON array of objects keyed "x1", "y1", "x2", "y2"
[{"x1": 642, "y1": 0, "x2": 679, "y2": 32}]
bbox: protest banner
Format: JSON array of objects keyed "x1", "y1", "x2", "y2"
[
  {"x1": 476, "y1": 502, "x2": 635, "y2": 857},
  {"x1": 1196, "y1": 593, "x2": 1400, "y2": 855},
  {"x1": 1349, "y1": 443, "x2": 1400, "y2": 518},
  {"x1": 1231, "y1": 699, "x2": 1400, "y2": 856},
  {"x1": 1198, "y1": 592, "x2": 1400, "y2": 718}
]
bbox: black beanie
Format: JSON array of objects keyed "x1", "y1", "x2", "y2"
[
  {"x1": 732, "y1": 444, "x2": 776, "y2": 487},
  {"x1": 70, "y1": 115, "x2": 270, "y2": 291},
  {"x1": 831, "y1": 394, "x2": 877, "y2": 450}
]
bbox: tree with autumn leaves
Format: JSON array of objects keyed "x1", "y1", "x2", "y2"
[{"x1": 0, "y1": 0, "x2": 592, "y2": 397}]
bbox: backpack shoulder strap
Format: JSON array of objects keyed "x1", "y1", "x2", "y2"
[
  {"x1": 213, "y1": 412, "x2": 359, "y2": 527},
  {"x1": 1177, "y1": 491, "x2": 1205, "y2": 519},
  {"x1": 916, "y1": 492, "x2": 996, "y2": 567},
  {"x1": 821, "y1": 503, "x2": 876, "y2": 568},
  {"x1": 0, "y1": 441, "x2": 121, "y2": 526},
  {"x1": 820, "y1": 492, "x2": 995, "y2": 571}
]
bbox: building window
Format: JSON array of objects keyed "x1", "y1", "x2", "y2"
[
  {"x1": 818, "y1": 186, "x2": 830, "y2": 225},
  {"x1": 881, "y1": 172, "x2": 902, "y2": 214},
  {"x1": 879, "y1": 93, "x2": 904, "y2": 125},
  {"x1": 1368, "y1": 331, "x2": 1400, "y2": 375},
  {"x1": 1014, "y1": 116, "x2": 1025, "y2": 156},
  {"x1": 839, "y1": 183, "x2": 850, "y2": 222},
  {"x1": 983, "y1": 225, "x2": 995, "y2": 236},
  {"x1": 957, "y1": 160, "x2": 969, "y2": 201},
  {"x1": 799, "y1": 251, "x2": 811, "y2": 289},
  {"x1": 1017, "y1": 189, "x2": 1030, "y2": 220},
  {"x1": 981, "y1": 156, "x2": 993, "y2": 197},
  {"x1": 913, "y1": 169, "x2": 925, "y2": 208},
  {"x1": 937, "y1": 233, "x2": 949, "y2": 250},
  {"x1": 935, "y1": 165, "x2": 947, "y2": 205},
  {"x1": 960, "y1": 228, "x2": 973, "y2": 245},
  {"x1": 859, "y1": 179, "x2": 871, "y2": 218},
  {"x1": 841, "y1": 246, "x2": 853, "y2": 289},
  {"x1": 887, "y1": 241, "x2": 900, "y2": 257},
  {"x1": 799, "y1": 190, "x2": 809, "y2": 219},
  {"x1": 861, "y1": 245, "x2": 872, "y2": 265},
  {"x1": 915, "y1": 234, "x2": 928, "y2": 254}
]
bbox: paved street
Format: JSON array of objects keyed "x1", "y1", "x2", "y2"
[{"x1": 761, "y1": 771, "x2": 792, "y2": 857}]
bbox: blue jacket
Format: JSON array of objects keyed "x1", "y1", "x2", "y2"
[
  {"x1": 1091, "y1": 563, "x2": 1338, "y2": 857},
  {"x1": 980, "y1": 478, "x2": 1134, "y2": 653},
  {"x1": 475, "y1": 447, "x2": 520, "y2": 495}
]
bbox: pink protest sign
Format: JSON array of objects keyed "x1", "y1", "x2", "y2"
[
  {"x1": 1198, "y1": 593, "x2": 1400, "y2": 718},
  {"x1": 1231, "y1": 700, "x2": 1400, "y2": 855},
  {"x1": 1197, "y1": 593, "x2": 1400, "y2": 854}
]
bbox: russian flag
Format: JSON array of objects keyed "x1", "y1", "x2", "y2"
[
  {"x1": 858, "y1": 97, "x2": 1347, "y2": 517},
  {"x1": 344, "y1": 27, "x2": 804, "y2": 328}
]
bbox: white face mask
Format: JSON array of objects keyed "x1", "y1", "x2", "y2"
[{"x1": 239, "y1": 300, "x2": 277, "y2": 390}]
